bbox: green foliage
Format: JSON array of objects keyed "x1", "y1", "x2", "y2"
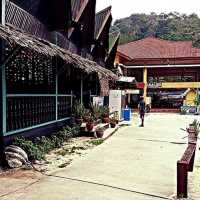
[
  {"x1": 88, "y1": 139, "x2": 104, "y2": 146},
  {"x1": 90, "y1": 104, "x2": 101, "y2": 121},
  {"x1": 101, "y1": 106, "x2": 109, "y2": 118},
  {"x1": 192, "y1": 119, "x2": 200, "y2": 135},
  {"x1": 72, "y1": 100, "x2": 85, "y2": 118},
  {"x1": 13, "y1": 137, "x2": 45, "y2": 161},
  {"x1": 112, "y1": 12, "x2": 200, "y2": 47},
  {"x1": 90, "y1": 105, "x2": 109, "y2": 120},
  {"x1": 13, "y1": 126, "x2": 81, "y2": 161}
]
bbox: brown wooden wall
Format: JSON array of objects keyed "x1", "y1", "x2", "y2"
[{"x1": 10, "y1": 0, "x2": 71, "y2": 31}]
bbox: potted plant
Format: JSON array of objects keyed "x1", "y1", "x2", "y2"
[
  {"x1": 90, "y1": 104, "x2": 101, "y2": 122},
  {"x1": 188, "y1": 119, "x2": 199, "y2": 143},
  {"x1": 72, "y1": 101, "x2": 85, "y2": 125},
  {"x1": 110, "y1": 118, "x2": 116, "y2": 128},
  {"x1": 101, "y1": 106, "x2": 110, "y2": 123},
  {"x1": 86, "y1": 117, "x2": 95, "y2": 132},
  {"x1": 83, "y1": 109, "x2": 91, "y2": 123},
  {"x1": 96, "y1": 127, "x2": 104, "y2": 138}
]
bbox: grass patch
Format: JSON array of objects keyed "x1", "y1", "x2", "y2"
[{"x1": 89, "y1": 139, "x2": 104, "y2": 146}]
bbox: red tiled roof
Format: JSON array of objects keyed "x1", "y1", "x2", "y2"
[{"x1": 118, "y1": 37, "x2": 200, "y2": 60}]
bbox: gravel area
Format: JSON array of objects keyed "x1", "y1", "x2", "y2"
[
  {"x1": 32, "y1": 137, "x2": 101, "y2": 173},
  {"x1": 0, "y1": 136, "x2": 102, "y2": 176}
]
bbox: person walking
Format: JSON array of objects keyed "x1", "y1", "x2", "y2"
[{"x1": 138, "y1": 96, "x2": 146, "y2": 127}]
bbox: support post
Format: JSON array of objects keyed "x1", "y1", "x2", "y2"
[
  {"x1": 177, "y1": 161, "x2": 188, "y2": 198},
  {"x1": 71, "y1": 90, "x2": 73, "y2": 108},
  {"x1": 81, "y1": 74, "x2": 83, "y2": 104},
  {"x1": 0, "y1": 0, "x2": 6, "y2": 162},
  {"x1": 143, "y1": 67, "x2": 148, "y2": 101},
  {"x1": 55, "y1": 34, "x2": 58, "y2": 121}
]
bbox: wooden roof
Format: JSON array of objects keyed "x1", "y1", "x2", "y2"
[
  {"x1": 108, "y1": 31, "x2": 120, "y2": 55},
  {"x1": 10, "y1": 0, "x2": 71, "y2": 31},
  {"x1": 94, "y1": 6, "x2": 112, "y2": 40},
  {"x1": 118, "y1": 37, "x2": 200, "y2": 60},
  {"x1": 0, "y1": 24, "x2": 117, "y2": 80},
  {"x1": 105, "y1": 31, "x2": 120, "y2": 68},
  {"x1": 71, "y1": 0, "x2": 88, "y2": 22}
]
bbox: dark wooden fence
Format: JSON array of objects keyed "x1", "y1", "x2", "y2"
[{"x1": 177, "y1": 129, "x2": 198, "y2": 198}]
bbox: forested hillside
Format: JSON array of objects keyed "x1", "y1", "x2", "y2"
[{"x1": 111, "y1": 12, "x2": 200, "y2": 47}]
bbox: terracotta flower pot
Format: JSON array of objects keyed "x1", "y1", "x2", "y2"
[
  {"x1": 96, "y1": 130, "x2": 104, "y2": 138},
  {"x1": 110, "y1": 122, "x2": 116, "y2": 128},
  {"x1": 103, "y1": 117, "x2": 110, "y2": 123},
  {"x1": 86, "y1": 122, "x2": 94, "y2": 131}
]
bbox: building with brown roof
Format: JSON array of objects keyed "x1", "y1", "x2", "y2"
[
  {"x1": 116, "y1": 37, "x2": 200, "y2": 109},
  {"x1": 0, "y1": 0, "x2": 117, "y2": 145}
]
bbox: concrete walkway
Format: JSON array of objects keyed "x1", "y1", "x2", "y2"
[{"x1": 1, "y1": 114, "x2": 199, "y2": 200}]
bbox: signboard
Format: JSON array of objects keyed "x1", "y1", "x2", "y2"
[
  {"x1": 148, "y1": 83, "x2": 162, "y2": 88},
  {"x1": 109, "y1": 90, "x2": 122, "y2": 120},
  {"x1": 93, "y1": 97, "x2": 104, "y2": 106},
  {"x1": 125, "y1": 89, "x2": 140, "y2": 94}
]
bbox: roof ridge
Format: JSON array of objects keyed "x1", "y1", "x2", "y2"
[{"x1": 119, "y1": 36, "x2": 193, "y2": 47}]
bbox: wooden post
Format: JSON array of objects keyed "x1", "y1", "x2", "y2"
[
  {"x1": 177, "y1": 161, "x2": 188, "y2": 198},
  {"x1": 143, "y1": 67, "x2": 148, "y2": 101}
]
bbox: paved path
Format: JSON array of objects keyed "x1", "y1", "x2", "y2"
[{"x1": 1, "y1": 114, "x2": 199, "y2": 200}]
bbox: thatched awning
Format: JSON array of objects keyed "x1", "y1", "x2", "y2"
[{"x1": 0, "y1": 24, "x2": 118, "y2": 80}]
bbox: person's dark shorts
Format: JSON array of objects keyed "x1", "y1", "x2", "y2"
[{"x1": 140, "y1": 112, "x2": 145, "y2": 119}]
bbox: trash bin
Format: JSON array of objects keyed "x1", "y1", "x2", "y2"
[{"x1": 123, "y1": 108, "x2": 131, "y2": 121}]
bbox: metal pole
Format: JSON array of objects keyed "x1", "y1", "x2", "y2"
[
  {"x1": 81, "y1": 74, "x2": 83, "y2": 104},
  {"x1": 2, "y1": 61, "x2": 6, "y2": 133},
  {"x1": 56, "y1": 71, "x2": 58, "y2": 121},
  {"x1": 71, "y1": 90, "x2": 73, "y2": 108},
  {"x1": 0, "y1": 0, "x2": 6, "y2": 163},
  {"x1": 55, "y1": 34, "x2": 58, "y2": 121}
]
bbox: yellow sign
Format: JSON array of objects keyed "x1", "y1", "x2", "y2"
[{"x1": 161, "y1": 82, "x2": 200, "y2": 89}]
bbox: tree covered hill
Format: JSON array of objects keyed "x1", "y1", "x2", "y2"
[{"x1": 111, "y1": 12, "x2": 200, "y2": 47}]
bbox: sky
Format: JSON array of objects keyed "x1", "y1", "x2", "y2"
[{"x1": 96, "y1": 0, "x2": 200, "y2": 21}]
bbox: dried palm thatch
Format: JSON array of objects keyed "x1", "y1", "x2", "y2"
[{"x1": 0, "y1": 24, "x2": 118, "y2": 80}]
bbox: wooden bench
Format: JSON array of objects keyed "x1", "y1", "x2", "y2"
[{"x1": 177, "y1": 144, "x2": 196, "y2": 198}]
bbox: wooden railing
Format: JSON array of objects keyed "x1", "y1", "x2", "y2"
[{"x1": 177, "y1": 128, "x2": 198, "y2": 198}]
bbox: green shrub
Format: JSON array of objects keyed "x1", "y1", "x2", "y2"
[
  {"x1": 72, "y1": 100, "x2": 85, "y2": 118},
  {"x1": 13, "y1": 137, "x2": 45, "y2": 161},
  {"x1": 13, "y1": 125, "x2": 81, "y2": 161}
]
